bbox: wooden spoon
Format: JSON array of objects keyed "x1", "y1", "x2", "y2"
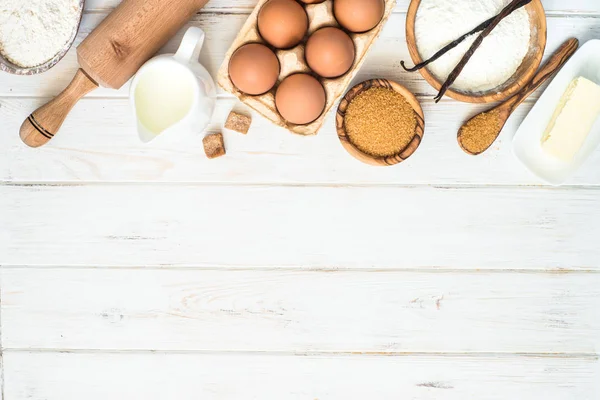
[{"x1": 457, "y1": 38, "x2": 579, "y2": 155}]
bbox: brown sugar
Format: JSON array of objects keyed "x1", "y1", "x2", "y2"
[
  {"x1": 225, "y1": 111, "x2": 252, "y2": 134},
  {"x1": 344, "y1": 87, "x2": 417, "y2": 157},
  {"x1": 203, "y1": 132, "x2": 226, "y2": 159},
  {"x1": 459, "y1": 110, "x2": 502, "y2": 155}
]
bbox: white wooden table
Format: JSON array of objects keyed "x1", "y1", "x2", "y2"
[{"x1": 1, "y1": 1, "x2": 600, "y2": 398}]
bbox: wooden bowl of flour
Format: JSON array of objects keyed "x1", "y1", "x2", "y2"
[
  {"x1": 0, "y1": 0, "x2": 85, "y2": 75},
  {"x1": 405, "y1": 0, "x2": 546, "y2": 103}
]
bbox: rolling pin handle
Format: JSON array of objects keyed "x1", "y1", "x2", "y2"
[
  {"x1": 19, "y1": 69, "x2": 98, "y2": 148},
  {"x1": 174, "y1": 27, "x2": 205, "y2": 63}
]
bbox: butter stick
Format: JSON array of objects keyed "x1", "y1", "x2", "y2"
[{"x1": 541, "y1": 77, "x2": 600, "y2": 161}]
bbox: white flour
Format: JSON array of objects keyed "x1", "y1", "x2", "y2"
[
  {"x1": 0, "y1": 0, "x2": 80, "y2": 68},
  {"x1": 415, "y1": 0, "x2": 531, "y2": 92}
]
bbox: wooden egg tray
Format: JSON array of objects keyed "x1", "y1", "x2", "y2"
[{"x1": 217, "y1": 0, "x2": 397, "y2": 136}]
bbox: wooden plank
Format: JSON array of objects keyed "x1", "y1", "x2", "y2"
[
  {"x1": 3, "y1": 96, "x2": 600, "y2": 185},
  {"x1": 1, "y1": 185, "x2": 599, "y2": 268},
  {"x1": 0, "y1": 14, "x2": 597, "y2": 98},
  {"x1": 84, "y1": 0, "x2": 600, "y2": 14},
  {"x1": 2, "y1": 268, "x2": 599, "y2": 352},
  {"x1": 4, "y1": 351, "x2": 599, "y2": 399}
]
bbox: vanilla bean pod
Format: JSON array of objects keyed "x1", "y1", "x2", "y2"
[
  {"x1": 433, "y1": 0, "x2": 532, "y2": 102},
  {"x1": 401, "y1": 17, "x2": 493, "y2": 72}
]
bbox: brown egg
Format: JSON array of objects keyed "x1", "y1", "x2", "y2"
[
  {"x1": 276, "y1": 74, "x2": 326, "y2": 125},
  {"x1": 334, "y1": 0, "x2": 385, "y2": 33},
  {"x1": 305, "y1": 27, "x2": 355, "y2": 78},
  {"x1": 258, "y1": 0, "x2": 308, "y2": 49},
  {"x1": 299, "y1": 0, "x2": 325, "y2": 3},
  {"x1": 229, "y1": 43, "x2": 280, "y2": 95}
]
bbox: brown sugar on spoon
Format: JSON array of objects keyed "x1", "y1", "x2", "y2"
[
  {"x1": 458, "y1": 110, "x2": 502, "y2": 155},
  {"x1": 345, "y1": 88, "x2": 417, "y2": 157},
  {"x1": 457, "y1": 38, "x2": 580, "y2": 156}
]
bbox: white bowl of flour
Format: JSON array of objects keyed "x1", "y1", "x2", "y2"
[
  {"x1": 0, "y1": 0, "x2": 84, "y2": 75},
  {"x1": 406, "y1": 0, "x2": 547, "y2": 103}
]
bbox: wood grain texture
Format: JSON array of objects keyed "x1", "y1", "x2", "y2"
[
  {"x1": 19, "y1": 69, "x2": 98, "y2": 148},
  {"x1": 216, "y1": 0, "x2": 397, "y2": 136},
  {"x1": 405, "y1": 0, "x2": 547, "y2": 103},
  {"x1": 457, "y1": 38, "x2": 579, "y2": 155},
  {"x1": 1, "y1": 185, "x2": 599, "y2": 269},
  {"x1": 336, "y1": 79, "x2": 425, "y2": 166},
  {"x1": 4, "y1": 97, "x2": 600, "y2": 184},
  {"x1": 5, "y1": 352, "x2": 600, "y2": 400},
  {"x1": 1, "y1": 14, "x2": 598, "y2": 99},
  {"x1": 77, "y1": 0, "x2": 209, "y2": 88},
  {"x1": 1, "y1": 1, "x2": 600, "y2": 399},
  {"x1": 82, "y1": 0, "x2": 600, "y2": 14},
  {"x1": 500, "y1": 38, "x2": 580, "y2": 116},
  {"x1": 19, "y1": 0, "x2": 211, "y2": 148},
  {"x1": 2, "y1": 268, "x2": 599, "y2": 353}
]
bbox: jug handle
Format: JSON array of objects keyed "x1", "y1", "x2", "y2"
[{"x1": 175, "y1": 27, "x2": 205, "y2": 63}]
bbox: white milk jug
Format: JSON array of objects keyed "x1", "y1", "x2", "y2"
[{"x1": 130, "y1": 27, "x2": 216, "y2": 143}]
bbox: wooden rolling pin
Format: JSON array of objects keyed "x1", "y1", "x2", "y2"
[{"x1": 20, "y1": 0, "x2": 210, "y2": 147}]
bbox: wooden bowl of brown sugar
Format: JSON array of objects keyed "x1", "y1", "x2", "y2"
[{"x1": 336, "y1": 79, "x2": 425, "y2": 166}]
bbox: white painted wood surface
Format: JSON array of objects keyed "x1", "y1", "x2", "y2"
[
  {"x1": 2, "y1": 185, "x2": 600, "y2": 268},
  {"x1": 3, "y1": 268, "x2": 599, "y2": 353},
  {"x1": 4, "y1": 352, "x2": 600, "y2": 400},
  {"x1": 1, "y1": 0, "x2": 599, "y2": 399},
  {"x1": 2, "y1": 15, "x2": 600, "y2": 185}
]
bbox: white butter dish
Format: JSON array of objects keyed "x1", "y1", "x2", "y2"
[{"x1": 513, "y1": 39, "x2": 600, "y2": 185}]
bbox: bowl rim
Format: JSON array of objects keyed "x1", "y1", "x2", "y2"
[
  {"x1": 405, "y1": 0, "x2": 547, "y2": 104},
  {"x1": 336, "y1": 78, "x2": 425, "y2": 166},
  {"x1": 0, "y1": 0, "x2": 85, "y2": 75}
]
